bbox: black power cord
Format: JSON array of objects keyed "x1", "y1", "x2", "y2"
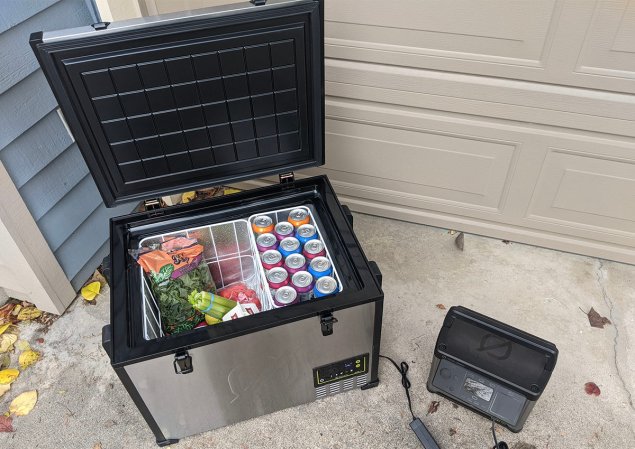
[
  {"x1": 491, "y1": 419, "x2": 509, "y2": 449},
  {"x1": 379, "y1": 355, "x2": 440, "y2": 449}
]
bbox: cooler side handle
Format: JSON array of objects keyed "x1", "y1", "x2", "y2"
[
  {"x1": 369, "y1": 261, "x2": 382, "y2": 287},
  {"x1": 102, "y1": 324, "x2": 113, "y2": 359}
]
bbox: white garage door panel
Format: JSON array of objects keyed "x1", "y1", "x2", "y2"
[
  {"x1": 324, "y1": 120, "x2": 516, "y2": 211},
  {"x1": 577, "y1": 0, "x2": 635, "y2": 78},
  {"x1": 326, "y1": 60, "x2": 635, "y2": 136},
  {"x1": 326, "y1": 0, "x2": 555, "y2": 63},
  {"x1": 526, "y1": 149, "x2": 635, "y2": 243},
  {"x1": 326, "y1": 0, "x2": 635, "y2": 94}
]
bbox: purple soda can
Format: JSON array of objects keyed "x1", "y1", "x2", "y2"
[
  {"x1": 279, "y1": 237, "x2": 301, "y2": 258},
  {"x1": 295, "y1": 224, "x2": 318, "y2": 246},
  {"x1": 256, "y1": 233, "x2": 278, "y2": 253},
  {"x1": 274, "y1": 286, "x2": 299, "y2": 308},
  {"x1": 274, "y1": 221, "x2": 295, "y2": 241},
  {"x1": 308, "y1": 256, "x2": 333, "y2": 279},
  {"x1": 291, "y1": 271, "x2": 314, "y2": 302},
  {"x1": 284, "y1": 253, "x2": 308, "y2": 275}
]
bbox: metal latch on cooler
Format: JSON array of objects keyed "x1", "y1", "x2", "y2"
[
  {"x1": 173, "y1": 351, "x2": 193, "y2": 374},
  {"x1": 320, "y1": 313, "x2": 338, "y2": 336}
]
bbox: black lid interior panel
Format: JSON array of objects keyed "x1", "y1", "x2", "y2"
[{"x1": 31, "y1": 0, "x2": 324, "y2": 206}]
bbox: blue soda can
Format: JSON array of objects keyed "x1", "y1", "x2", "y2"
[
  {"x1": 295, "y1": 224, "x2": 318, "y2": 246},
  {"x1": 308, "y1": 256, "x2": 333, "y2": 279},
  {"x1": 313, "y1": 276, "x2": 338, "y2": 298},
  {"x1": 279, "y1": 237, "x2": 301, "y2": 258}
]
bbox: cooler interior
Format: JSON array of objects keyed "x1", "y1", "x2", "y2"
[{"x1": 138, "y1": 204, "x2": 344, "y2": 341}]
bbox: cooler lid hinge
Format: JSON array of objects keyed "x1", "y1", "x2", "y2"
[
  {"x1": 91, "y1": 21, "x2": 110, "y2": 31},
  {"x1": 279, "y1": 172, "x2": 295, "y2": 188},
  {"x1": 143, "y1": 198, "x2": 164, "y2": 217}
]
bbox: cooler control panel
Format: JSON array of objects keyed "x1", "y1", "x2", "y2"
[{"x1": 313, "y1": 353, "x2": 369, "y2": 387}]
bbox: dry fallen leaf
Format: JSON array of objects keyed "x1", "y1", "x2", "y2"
[
  {"x1": 0, "y1": 334, "x2": 18, "y2": 353},
  {"x1": 11, "y1": 305, "x2": 22, "y2": 317},
  {"x1": 19, "y1": 350, "x2": 40, "y2": 369},
  {"x1": 0, "y1": 368, "x2": 19, "y2": 385},
  {"x1": 81, "y1": 282, "x2": 101, "y2": 302},
  {"x1": 427, "y1": 400, "x2": 440, "y2": 415},
  {"x1": 181, "y1": 191, "x2": 196, "y2": 204},
  {"x1": 454, "y1": 232, "x2": 465, "y2": 251},
  {"x1": 0, "y1": 383, "x2": 10, "y2": 398},
  {"x1": 512, "y1": 443, "x2": 537, "y2": 449},
  {"x1": 93, "y1": 443, "x2": 103, "y2": 449},
  {"x1": 17, "y1": 307, "x2": 42, "y2": 321},
  {"x1": 449, "y1": 428, "x2": 457, "y2": 436},
  {"x1": 15, "y1": 340, "x2": 30, "y2": 351},
  {"x1": 0, "y1": 415, "x2": 13, "y2": 433},
  {"x1": 0, "y1": 353, "x2": 9, "y2": 370},
  {"x1": 9, "y1": 390, "x2": 37, "y2": 416},
  {"x1": 0, "y1": 323, "x2": 11, "y2": 335},
  {"x1": 584, "y1": 382, "x2": 601, "y2": 396},
  {"x1": 587, "y1": 308, "x2": 611, "y2": 329},
  {"x1": 436, "y1": 304, "x2": 447, "y2": 310}
]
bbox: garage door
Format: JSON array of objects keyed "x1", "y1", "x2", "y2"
[{"x1": 102, "y1": 0, "x2": 635, "y2": 264}]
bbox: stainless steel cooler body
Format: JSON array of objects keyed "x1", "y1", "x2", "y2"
[{"x1": 125, "y1": 301, "x2": 376, "y2": 440}]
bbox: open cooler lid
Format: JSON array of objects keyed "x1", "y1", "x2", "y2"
[{"x1": 31, "y1": 0, "x2": 324, "y2": 207}]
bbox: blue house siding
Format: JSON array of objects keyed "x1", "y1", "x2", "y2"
[{"x1": 0, "y1": 0, "x2": 136, "y2": 291}]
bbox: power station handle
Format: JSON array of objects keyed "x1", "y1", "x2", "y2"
[{"x1": 369, "y1": 261, "x2": 382, "y2": 287}]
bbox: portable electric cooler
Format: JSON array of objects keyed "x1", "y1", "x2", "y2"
[{"x1": 31, "y1": 0, "x2": 384, "y2": 445}]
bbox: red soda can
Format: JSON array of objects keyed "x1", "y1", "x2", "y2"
[
  {"x1": 288, "y1": 208, "x2": 311, "y2": 228},
  {"x1": 303, "y1": 239, "x2": 326, "y2": 260},
  {"x1": 256, "y1": 233, "x2": 278, "y2": 253},
  {"x1": 291, "y1": 271, "x2": 314, "y2": 302},
  {"x1": 267, "y1": 267, "x2": 289, "y2": 293},
  {"x1": 284, "y1": 253, "x2": 308, "y2": 275},
  {"x1": 274, "y1": 221, "x2": 295, "y2": 241},
  {"x1": 273, "y1": 286, "x2": 299, "y2": 308},
  {"x1": 261, "y1": 250, "x2": 283, "y2": 270}
]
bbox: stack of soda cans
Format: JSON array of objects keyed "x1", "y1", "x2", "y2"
[{"x1": 252, "y1": 208, "x2": 339, "y2": 308}]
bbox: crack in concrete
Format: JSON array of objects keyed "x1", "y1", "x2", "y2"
[{"x1": 595, "y1": 259, "x2": 635, "y2": 412}]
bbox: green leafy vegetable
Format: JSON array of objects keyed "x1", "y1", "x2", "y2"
[{"x1": 149, "y1": 261, "x2": 216, "y2": 335}]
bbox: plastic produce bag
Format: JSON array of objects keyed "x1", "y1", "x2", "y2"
[{"x1": 135, "y1": 237, "x2": 215, "y2": 335}]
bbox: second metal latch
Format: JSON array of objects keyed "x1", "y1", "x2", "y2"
[
  {"x1": 320, "y1": 313, "x2": 338, "y2": 336},
  {"x1": 173, "y1": 351, "x2": 193, "y2": 374}
]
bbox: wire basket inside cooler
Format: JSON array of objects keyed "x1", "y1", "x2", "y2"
[
  {"x1": 139, "y1": 219, "x2": 273, "y2": 340},
  {"x1": 248, "y1": 205, "x2": 344, "y2": 296}
]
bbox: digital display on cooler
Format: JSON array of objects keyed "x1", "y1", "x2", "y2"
[
  {"x1": 313, "y1": 354, "x2": 369, "y2": 387},
  {"x1": 463, "y1": 378, "x2": 494, "y2": 402}
]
